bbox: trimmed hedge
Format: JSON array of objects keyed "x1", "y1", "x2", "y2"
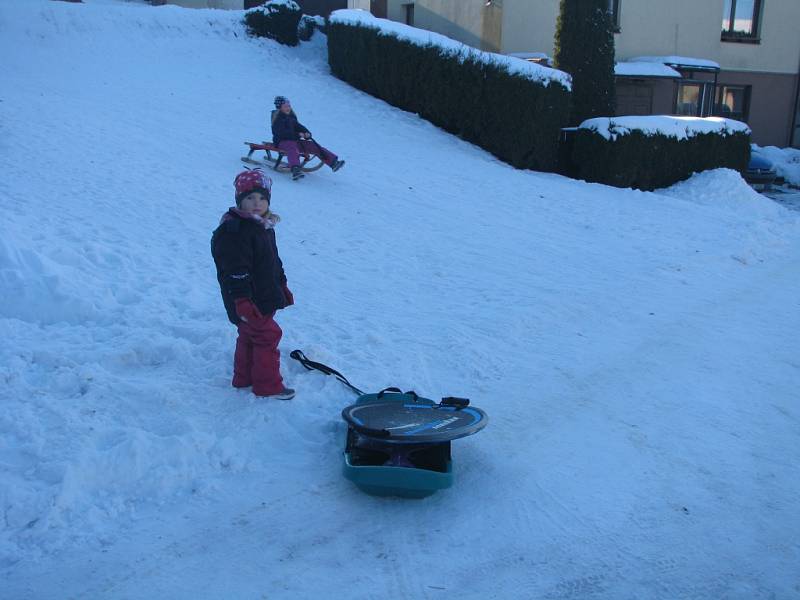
[
  {"x1": 327, "y1": 22, "x2": 571, "y2": 172},
  {"x1": 245, "y1": 1, "x2": 302, "y2": 47},
  {"x1": 572, "y1": 124, "x2": 750, "y2": 190}
]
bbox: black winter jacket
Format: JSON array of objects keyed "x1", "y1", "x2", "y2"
[
  {"x1": 271, "y1": 110, "x2": 310, "y2": 145},
  {"x1": 211, "y1": 210, "x2": 288, "y2": 325}
]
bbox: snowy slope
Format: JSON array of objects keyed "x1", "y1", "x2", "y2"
[{"x1": 1, "y1": 1, "x2": 799, "y2": 598}]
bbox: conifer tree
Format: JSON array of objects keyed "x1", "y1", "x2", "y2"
[{"x1": 554, "y1": 0, "x2": 616, "y2": 126}]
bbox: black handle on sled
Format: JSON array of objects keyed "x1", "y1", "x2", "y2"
[
  {"x1": 376, "y1": 387, "x2": 402, "y2": 398},
  {"x1": 440, "y1": 396, "x2": 470, "y2": 409}
]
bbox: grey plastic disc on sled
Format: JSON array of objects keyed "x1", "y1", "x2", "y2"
[{"x1": 341, "y1": 399, "x2": 488, "y2": 444}]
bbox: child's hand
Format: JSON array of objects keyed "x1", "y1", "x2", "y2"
[
  {"x1": 234, "y1": 298, "x2": 261, "y2": 322},
  {"x1": 282, "y1": 284, "x2": 295, "y2": 306}
]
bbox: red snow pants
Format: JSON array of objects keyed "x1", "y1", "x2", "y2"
[
  {"x1": 232, "y1": 313, "x2": 284, "y2": 396},
  {"x1": 277, "y1": 140, "x2": 338, "y2": 168}
]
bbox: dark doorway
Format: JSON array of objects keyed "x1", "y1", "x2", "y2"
[{"x1": 371, "y1": 0, "x2": 387, "y2": 18}]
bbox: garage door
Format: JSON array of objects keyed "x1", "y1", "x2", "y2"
[{"x1": 616, "y1": 81, "x2": 654, "y2": 116}]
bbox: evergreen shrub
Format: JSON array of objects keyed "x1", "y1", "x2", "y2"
[
  {"x1": 297, "y1": 15, "x2": 319, "y2": 41},
  {"x1": 245, "y1": 0, "x2": 302, "y2": 47},
  {"x1": 554, "y1": 0, "x2": 616, "y2": 126},
  {"x1": 327, "y1": 21, "x2": 572, "y2": 172},
  {"x1": 572, "y1": 120, "x2": 750, "y2": 190}
]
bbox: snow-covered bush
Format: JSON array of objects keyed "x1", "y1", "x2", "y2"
[
  {"x1": 328, "y1": 10, "x2": 572, "y2": 172},
  {"x1": 571, "y1": 116, "x2": 751, "y2": 190},
  {"x1": 244, "y1": 0, "x2": 302, "y2": 47},
  {"x1": 297, "y1": 14, "x2": 324, "y2": 42}
]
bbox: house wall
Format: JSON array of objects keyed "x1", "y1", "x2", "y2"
[
  {"x1": 500, "y1": 0, "x2": 800, "y2": 74},
  {"x1": 500, "y1": 0, "x2": 555, "y2": 56},
  {"x1": 402, "y1": 0, "x2": 501, "y2": 52},
  {"x1": 718, "y1": 71, "x2": 798, "y2": 146},
  {"x1": 386, "y1": 0, "x2": 409, "y2": 22},
  {"x1": 347, "y1": 0, "x2": 370, "y2": 10}
]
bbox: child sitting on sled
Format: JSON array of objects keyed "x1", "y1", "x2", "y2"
[
  {"x1": 271, "y1": 95, "x2": 345, "y2": 180},
  {"x1": 211, "y1": 169, "x2": 295, "y2": 400}
]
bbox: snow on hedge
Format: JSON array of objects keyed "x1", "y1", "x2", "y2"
[
  {"x1": 580, "y1": 115, "x2": 750, "y2": 141},
  {"x1": 329, "y1": 9, "x2": 571, "y2": 89},
  {"x1": 253, "y1": 0, "x2": 300, "y2": 12}
]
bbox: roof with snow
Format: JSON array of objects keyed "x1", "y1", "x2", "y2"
[
  {"x1": 615, "y1": 61, "x2": 681, "y2": 78},
  {"x1": 330, "y1": 9, "x2": 571, "y2": 89},
  {"x1": 628, "y1": 55, "x2": 721, "y2": 72}
]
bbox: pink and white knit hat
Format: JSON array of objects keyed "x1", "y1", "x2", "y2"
[{"x1": 234, "y1": 169, "x2": 272, "y2": 204}]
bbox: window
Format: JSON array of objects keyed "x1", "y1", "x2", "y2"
[
  {"x1": 722, "y1": 0, "x2": 762, "y2": 42},
  {"x1": 675, "y1": 81, "x2": 715, "y2": 117},
  {"x1": 607, "y1": 0, "x2": 621, "y2": 33},
  {"x1": 403, "y1": 3, "x2": 414, "y2": 26},
  {"x1": 715, "y1": 85, "x2": 751, "y2": 122}
]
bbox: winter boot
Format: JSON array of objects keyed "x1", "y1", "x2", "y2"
[
  {"x1": 330, "y1": 159, "x2": 345, "y2": 173},
  {"x1": 291, "y1": 166, "x2": 304, "y2": 181},
  {"x1": 259, "y1": 386, "x2": 296, "y2": 400}
]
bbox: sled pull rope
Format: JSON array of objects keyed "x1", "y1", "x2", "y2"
[{"x1": 289, "y1": 349, "x2": 365, "y2": 396}]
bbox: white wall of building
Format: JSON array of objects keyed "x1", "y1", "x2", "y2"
[
  {"x1": 500, "y1": 0, "x2": 800, "y2": 75},
  {"x1": 347, "y1": 0, "x2": 370, "y2": 10},
  {"x1": 500, "y1": 0, "x2": 556, "y2": 57}
]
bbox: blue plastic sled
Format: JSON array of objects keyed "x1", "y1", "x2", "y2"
[{"x1": 341, "y1": 389, "x2": 488, "y2": 499}]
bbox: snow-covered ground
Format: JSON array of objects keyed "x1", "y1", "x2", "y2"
[{"x1": 1, "y1": 1, "x2": 799, "y2": 598}]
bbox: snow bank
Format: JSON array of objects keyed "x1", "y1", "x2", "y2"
[
  {"x1": 0, "y1": 228, "x2": 101, "y2": 326},
  {"x1": 580, "y1": 115, "x2": 750, "y2": 141},
  {"x1": 329, "y1": 9, "x2": 571, "y2": 89},
  {"x1": 658, "y1": 168, "x2": 786, "y2": 220}
]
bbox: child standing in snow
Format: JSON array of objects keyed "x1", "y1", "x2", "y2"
[
  {"x1": 271, "y1": 95, "x2": 345, "y2": 180},
  {"x1": 211, "y1": 169, "x2": 295, "y2": 400}
]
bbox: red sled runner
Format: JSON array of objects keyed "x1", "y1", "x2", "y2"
[{"x1": 241, "y1": 141, "x2": 325, "y2": 174}]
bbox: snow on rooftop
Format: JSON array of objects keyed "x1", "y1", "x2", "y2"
[
  {"x1": 615, "y1": 61, "x2": 681, "y2": 78},
  {"x1": 629, "y1": 55, "x2": 721, "y2": 71},
  {"x1": 580, "y1": 115, "x2": 750, "y2": 141},
  {"x1": 330, "y1": 9, "x2": 571, "y2": 89}
]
